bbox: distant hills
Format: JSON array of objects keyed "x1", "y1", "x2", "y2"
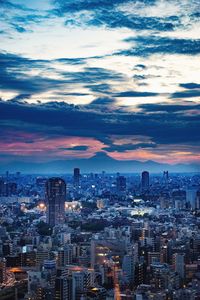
[{"x1": 0, "y1": 152, "x2": 199, "y2": 174}]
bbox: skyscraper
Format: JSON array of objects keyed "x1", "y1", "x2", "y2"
[
  {"x1": 141, "y1": 171, "x2": 149, "y2": 191},
  {"x1": 73, "y1": 168, "x2": 80, "y2": 187},
  {"x1": 0, "y1": 258, "x2": 6, "y2": 284},
  {"x1": 46, "y1": 178, "x2": 66, "y2": 227},
  {"x1": 186, "y1": 187, "x2": 197, "y2": 210},
  {"x1": 173, "y1": 253, "x2": 185, "y2": 279},
  {"x1": 55, "y1": 268, "x2": 68, "y2": 300},
  {"x1": 116, "y1": 175, "x2": 126, "y2": 192}
]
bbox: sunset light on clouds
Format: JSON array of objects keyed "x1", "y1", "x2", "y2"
[{"x1": 0, "y1": 0, "x2": 200, "y2": 171}]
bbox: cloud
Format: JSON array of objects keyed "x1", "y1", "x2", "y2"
[
  {"x1": 0, "y1": 99, "x2": 199, "y2": 145},
  {"x1": 60, "y1": 145, "x2": 89, "y2": 151},
  {"x1": 0, "y1": 99, "x2": 199, "y2": 164},
  {"x1": 139, "y1": 103, "x2": 200, "y2": 113},
  {"x1": 0, "y1": 0, "x2": 49, "y2": 35},
  {"x1": 171, "y1": 89, "x2": 200, "y2": 98},
  {"x1": 0, "y1": 1, "x2": 200, "y2": 166},
  {"x1": 0, "y1": 130, "x2": 105, "y2": 160},
  {"x1": 114, "y1": 91, "x2": 159, "y2": 97},
  {"x1": 119, "y1": 36, "x2": 200, "y2": 56},
  {"x1": 53, "y1": 0, "x2": 197, "y2": 32},
  {"x1": 179, "y1": 83, "x2": 200, "y2": 89},
  {"x1": 107, "y1": 143, "x2": 200, "y2": 164},
  {"x1": 0, "y1": 52, "x2": 124, "y2": 99}
]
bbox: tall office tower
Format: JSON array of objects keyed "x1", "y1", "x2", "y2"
[
  {"x1": 73, "y1": 168, "x2": 80, "y2": 187},
  {"x1": 55, "y1": 268, "x2": 68, "y2": 300},
  {"x1": 58, "y1": 245, "x2": 73, "y2": 267},
  {"x1": 163, "y1": 170, "x2": 169, "y2": 184},
  {"x1": 116, "y1": 175, "x2": 126, "y2": 192},
  {"x1": 72, "y1": 271, "x2": 89, "y2": 300},
  {"x1": 43, "y1": 260, "x2": 57, "y2": 291},
  {"x1": 46, "y1": 178, "x2": 66, "y2": 226},
  {"x1": 186, "y1": 187, "x2": 197, "y2": 210},
  {"x1": 173, "y1": 253, "x2": 185, "y2": 279},
  {"x1": 141, "y1": 171, "x2": 149, "y2": 191},
  {"x1": 122, "y1": 255, "x2": 135, "y2": 286},
  {"x1": 196, "y1": 190, "x2": 200, "y2": 209},
  {"x1": 36, "y1": 246, "x2": 50, "y2": 269},
  {"x1": 0, "y1": 258, "x2": 6, "y2": 284},
  {"x1": 0, "y1": 179, "x2": 5, "y2": 196}
]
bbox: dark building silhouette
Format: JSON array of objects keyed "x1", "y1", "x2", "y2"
[
  {"x1": 116, "y1": 175, "x2": 126, "y2": 192},
  {"x1": 0, "y1": 180, "x2": 17, "y2": 196},
  {"x1": 46, "y1": 178, "x2": 66, "y2": 227},
  {"x1": 141, "y1": 171, "x2": 149, "y2": 191},
  {"x1": 73, "y1": 168, "x2": 80, "y2": 187}
]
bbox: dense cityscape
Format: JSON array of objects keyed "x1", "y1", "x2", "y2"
[
  {"x1": 0, "y1": 169, "x2": 200, "y2": 300},
  {"x1": 1, "y1": 1, "x2": 200, "y2": 300}
]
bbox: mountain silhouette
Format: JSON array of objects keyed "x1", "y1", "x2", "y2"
[{"x1": 0, "y1": 152, "x2": 199, "y2": 174}]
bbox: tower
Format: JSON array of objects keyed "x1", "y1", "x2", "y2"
[
  {"x1": 173, "y1": 253, "x2": 185, "y2": 279},
  {"x1": 73, "y1": 168, "x2": 80, "y2": 187},
  {"x1": 141, "y1": 171, "x2": 149, "y2": 191},
  {"x1": 116, "y1": 176, "x2": 126, "y2": 193},
  {"x1": 46, "y1": 178, "x2": 66, "y2": 227},
  {"x1": 0, "y1": 258, "x2": 6, "y2": 284}
]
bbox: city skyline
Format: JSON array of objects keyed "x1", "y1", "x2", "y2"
[{"x1": 0, "y1": 0, "x2": 200, "y2": 172}]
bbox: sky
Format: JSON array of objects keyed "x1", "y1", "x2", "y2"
[{"x1": 0, "y1": 0, "x2": 200, "y2": 170}]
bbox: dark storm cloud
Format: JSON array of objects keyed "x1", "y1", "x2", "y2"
[
  {"x1": 85, "y1": 97, "x2": 116, "y2": 113},
  {"x1": 171, "y1": 90, "x2": 200, "y2": 98},
  {"x1": 53, "y1": 0, "x2": 155, "y2": 14},
  {"x1": 114, "y1": 91, "x2": 159, "y2": 97},
  {"x1": 87, "y1": 12, "x2": 177, "y2": 31},
  {"x1": 59, "y1": 146, "x2": 89, "y2": 151},
  {"x1": 0, "y1": 52, "x2": 124, "y2": 96},
  {"x1": 179, "y1": 83, "x2": 200, "y2": 89},
  {"x1": 85, "y1": 83, "x2": 111, "y2": 94},
  {"x1": 0, "y1": 52, "x2": 47, "y2": 69},
  {"x1": 139, "y1": 103, "x2": 200, "y2": 113},
  {"x1": 133, "y1": 75, "x2": 146, "y2": 80},
  {"x1": 9, "y1": 14, "x2": 49, "y2": 33},
  {"x1": 0, "y1": 0, "x2": 48, "y2": 34},
  {"x1": 60, "y1": 67, "x2": 124, "y2": 84},
  {"x1": 0, "y1": 0, "x2": 30, "y2": 10},
  {"x1": 88, "y1": 97, "x2": 114, "y2": 106},
  {"x1": 9, "y1": 93, "x2": 32, "y2": 103},
  {"x1": 55, "y1": 57, "x2": 86, "y2": 65},
  {"x1": 57, "y1": 92, "x2": 90, "y2": 97},
  {"x1": 53, "y1": 0, "x2": 184, "y2": 32},
  {"x1": 119, "y1": 36, "x2": 200, "y2": 56},
  {"x1": 103, "y1": 142, "x2": 157, "y2": 153},
  {"x1": 53, "y1": 0, "x2": 199, "y2": 36},
  {"x1": 0, "y1": 100, "x2": 199, "y2": 148},
  {"x1": 0, "y1": 67, "x2": 65, "y2": 94}
]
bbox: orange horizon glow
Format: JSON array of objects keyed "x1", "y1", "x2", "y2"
[{"x1": 0, "y1": 131, "x2": 199, "y2": 165}]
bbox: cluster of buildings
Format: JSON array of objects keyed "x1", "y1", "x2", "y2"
[{"x1": 0, "y1": 169, "x2": 200, "y2": 299}]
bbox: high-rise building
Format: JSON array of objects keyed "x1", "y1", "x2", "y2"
[
  {"x1": 72, "y1": 271, "x2": 89, "y2": 300},
  {"x1": 122, "y1": 255, "x2": 135, "y2": 286},
  {"x1": 196, "y1": 190, "x2": 200, "y2": 209},
  {"x1": 173, "y1": 253, "x2": 185, "y2": 279},
  {"x1": 73, "y1": 168, "x2": 80, "y2": 187},
  {"x1": 46, "y1": 178, "x2": 66, "y2": 226},
  {"x1": 58, "y1": 245, "x2": 73, "y2": 267},
  {"x1": 55, "y1": 268, "x2": 68, "y2": 300},
  {"x1": 0, "y1": 258, "x2": 6, "y2": 284},
  {"x1": 116, "y1": 176, "x2": 126, "y2": 192},
  {"x1": 36, "y1": 246, "x2": 50, "y2": 269},
  {"x1": 141, "y1": 171, "x2": 149, "y2": 191},
  {"x1": 186, "y1": 187, "x2": 197, "y2": 210},
  {"x1": 163, "y1": 171, "x2": 169, "y2": 186}
]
